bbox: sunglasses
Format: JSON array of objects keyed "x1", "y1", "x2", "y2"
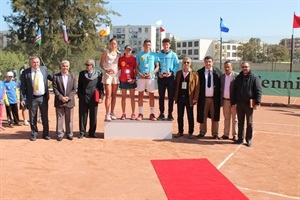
[
  {"x1": 85, "y1": 63, "x2": 92, "y2": 66},
  {"x1": 183, "y1": 62, "x2": 190, "y2": 64}
]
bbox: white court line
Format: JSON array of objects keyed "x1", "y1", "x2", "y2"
[
  {"x1": 258, "y1": 130, "x2": 300, "y2": 137},
  {"x1": 217, "y1": 144, "x2": 242, "y2": 170},
  {"x1": 256, "y1": 121, "x2": 299, "y2": 127},
  {"x1": 238, "y1": 186, "x2": 300, "y2": 199}
]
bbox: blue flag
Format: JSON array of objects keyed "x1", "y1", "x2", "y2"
[{"x1": 220, "y1": 18, "x2": 229, "y2": 33}]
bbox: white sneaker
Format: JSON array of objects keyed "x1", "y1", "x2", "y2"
[
  {"x1": 110, "y1": 113, "x2": 117, "y2": 120},
  {"x1": 105, "y1": 115, "x2": 112, "y2": 122},
  {"x1": 24, "y1": 120, "x2": 29, "y2": 126}
]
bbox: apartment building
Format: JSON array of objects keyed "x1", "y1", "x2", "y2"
[
  {"x1": 111, "y1": 25, "x2": 166, "y2": 53},
  {"x1": 176, "y1": 39, "x2": 215, "y2": 60}
]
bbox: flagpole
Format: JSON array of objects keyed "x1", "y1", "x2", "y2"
[
  {"x1": 288, "y1": 29, "x2": 294, "y2": 105},
  {"x1": 220, "y1": 31, "x2": 222, "y2": 69}
]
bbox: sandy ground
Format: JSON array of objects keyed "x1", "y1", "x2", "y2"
[{"x1": 0, "y1": 92, "x2": 299, "y2": 200}]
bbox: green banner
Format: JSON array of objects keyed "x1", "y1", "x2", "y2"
[{"x1": 254, "y1": 71, "x2": 300, "y2": 97}]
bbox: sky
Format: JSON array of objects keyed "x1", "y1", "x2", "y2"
[{"x1": 1, "y1": 0, "x2": 300, "y2": 44}]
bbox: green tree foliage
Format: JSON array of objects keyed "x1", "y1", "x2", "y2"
[
  {"x1": 0, "y1": 51, "x2": 28, "y2": 80},
  {"x1": 237, "y1": 38, "x2": 267, "y2": 63},
  {"x1": 170, "y1": 36, "x2": 176, "y2": 52},
  {"x1": 4, "y1": 0, "x2": 119, "y2": 73},
  {"x1": 267, "y1": 45, "x2": 289, "y2": 62}
]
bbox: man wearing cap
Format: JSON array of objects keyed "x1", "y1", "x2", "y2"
[
  {"x1": 21, "y1": 56, "x2": 51, "y2": 141},
  {"x1": 4, "y1": 71, "x2": 22, "y2": 127}
]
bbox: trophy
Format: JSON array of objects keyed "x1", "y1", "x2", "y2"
[
  {"x1": 144, "y1": 63, "x2": 150, "y2": 78},
  {"x1": 125, "y1": 69, "x2": 132, "y2": 82},
  {"x1": 161, "y1": 62, "x2": 168, "y2": 77}
]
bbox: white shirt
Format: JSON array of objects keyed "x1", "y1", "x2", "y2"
[
  {"x1": 62, "y1": 73, "x2": 69, "y2": 96},
  {"x1": 223, "y1": 73, "x2": 231, "y2": 99},
  {"x1": 205, "y1": 69, "x2": 214, "y2": 97}
]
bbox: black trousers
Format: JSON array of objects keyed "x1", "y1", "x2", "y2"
[
  {"x1": 177, "y1": 96, "x2": 194, "y2": 134},
  {"x1": 236, "y1": 103, "x2": 253, "y2": 142},
  {"x1": 158, "y1": 76, "x2": 175, "y2": 115},
  {"x1": 79, "y1": 99, "x2": 98, "y2": 136},
  {"x1": 5, "y1": 103, "x2": 20, "y2": 124},
  {"x1": 28, "y1": 95, "x2": 49, "y2": 137}
]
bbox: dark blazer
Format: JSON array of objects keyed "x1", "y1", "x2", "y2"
[
  {"x1": 220, "y1": 71, "x2": 238, "y2": 106},
  {"x1": 196, "y1": 66, "x2": 222, "y2": 123},
  {"x1": 77, "y1": 70, "x2": 104, "y2": 103},
  {"x1": 231, "y1": 70, "x2": 262, "y2": 106},
  {"x1": 52, "y1": 72, "x2": 77, "y2": 108},
  {"x1": 21, "y1": 66, "x2": 49, "y2": 105},
  {"x1": 174, "y1": 70, "x2": 200, "y2": 106}
]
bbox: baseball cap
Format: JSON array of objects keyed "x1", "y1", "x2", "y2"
[
  {"x1": 124, "y1": 45, "x2": 132, "y2": 50},
  {"x1": 6, "y1": 71, "x2": 14, "y2": 77}
]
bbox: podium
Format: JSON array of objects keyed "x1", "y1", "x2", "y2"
[{"x1": 104, "y1": 119, "x2": 173, "y2": 139}]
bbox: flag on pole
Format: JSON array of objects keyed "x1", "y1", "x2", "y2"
[
  {"x1": 34, "y1": 27, "x2": 42, "y2": 45},
  {"x1": 160, "y1": 27, "x2": 165, "y2": 32},
  {"x1": 220, "y1": 18, "x2": 229, "y2": 33},
  {"x1": 293, "y1": 12, "x2": 300, "y2": 28},
  {"x1": 62, "y1": 25, "x2": 69, "y2": 44}
]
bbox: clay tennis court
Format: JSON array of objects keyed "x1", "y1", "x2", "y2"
[{"x1": 0, "y1": 92, "x2": 299, "y2": 199}]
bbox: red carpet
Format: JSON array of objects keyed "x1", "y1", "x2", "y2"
[{"x1": 151, "y1": 158, "x2": 248, "y2": 200}]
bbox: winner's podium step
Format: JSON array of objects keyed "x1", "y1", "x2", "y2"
[{"x1": 104, "y1": 119, "x2": 173, "y2": 139}]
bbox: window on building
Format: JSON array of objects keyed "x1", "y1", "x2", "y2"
[
  {"x1": 183, "y1": 42, "x2": 187, "y2": 47},
  {"x1": 188, "y1": 42, "x2": 193, "y2": 47},
  {"x1": 232, "y1": 53, "x2": 237, "y2": 57},
  {"x1": 182, "y1": 50, "x2": 186, "y2": 55},
  {"x1": 194, "y1": 49, "x2": 199, "y2": 55},
  {"x1": 138, "y1": 28, "x2": 142, "y2": 32},
  {"x1": 145, "y1": 28, "x2": 148, "y2": 33},
  {"x1": 232, "y1": 45, "x2": 237, "y2": 50},
  {"x1": 227, "y1": 52, "x2": 230, "y2": 57},
  {"x1": 177, "y1": 50, "x2": 181, "y2": 55},
  {"x1": 227, "y1": 45, "x2": 231, "y2": 50},
  {"x1": 177, "y1": 42, "x2": 181, "y2": 48},
  {"x1": 194, "y1": 41, "x2": 199, "y2": 47},
  {"x1": 188, "y1": 49, "x2": 192, "y2": 55}
]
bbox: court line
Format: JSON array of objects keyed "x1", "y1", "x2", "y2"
[
  {"x1": 256, "y1": 121, "x2": 300, "y2": 127},
  {"x1": 238, "y1": 186, "x2": 300, "y2": 199},
  {"x1": 217, "y1": 144, "x2": 242, "y2": 170},
  {"x1": 258, "y1": 130, "x2": 300, "y2": 137}
]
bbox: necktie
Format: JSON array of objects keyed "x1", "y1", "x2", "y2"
[
  {"x1": 207, "y1": 70, "x2": 211, "y2": 88},
  {"x1": 34, "y1": 69, "x2": 39, "y2": 91}
]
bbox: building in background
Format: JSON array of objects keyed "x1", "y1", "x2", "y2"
[
  {"x1": 111, "y1": 25, "x2": 166, "y2": 53},
  {"x1": 280, "y1": 37, "x2": 300, "y2": 54},
  {"x1": 176, "y1": 39, "x2": 215, "y2": 61}
]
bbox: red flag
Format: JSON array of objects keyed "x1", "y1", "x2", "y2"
[
  {"x1": 293, "y1": 12, "x2": 300, "y2": 28},
  {"x1": 160, "y1": 27, "x2": 165, "y2": 32}
]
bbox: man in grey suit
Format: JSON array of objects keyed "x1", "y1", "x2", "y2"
[
  {"x1": 220, "y1": 60, "x2": 238, "y2": 140},
  {"x1": 52, "y1": 60, "x2": 77, "y2": 141},
  {"x1": 21, "y1": 56, "x2": 50, "y2": 141}
]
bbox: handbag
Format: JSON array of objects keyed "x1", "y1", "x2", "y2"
[{"x1": 94, "y1": 89, "x2": 100, "y2": 103}]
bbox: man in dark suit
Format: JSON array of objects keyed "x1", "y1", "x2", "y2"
[
  {"x1": 52, "y1": 60, "x2": 77, "y2": 141},
  {"x1": 21, "y1": 56, "x2": 50, "y2": 141},
  {"x1": 196, "y1": 56, "x2": 222, "y2": 139},
  {"x1": 78, "y1": 59, "x2": 104, "y2": 138}
]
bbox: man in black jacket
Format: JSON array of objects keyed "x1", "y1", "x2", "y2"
[
  {"x1": 231, "y1": 61, "x2": 262, "y2": 147},
  {"x1": 77, "y1": 59, "x2": 104, "y2": 138}
]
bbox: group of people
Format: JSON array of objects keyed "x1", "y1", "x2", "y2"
[{"x1": 0, "y1": 37, "x2": 262, "y2": 147}]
